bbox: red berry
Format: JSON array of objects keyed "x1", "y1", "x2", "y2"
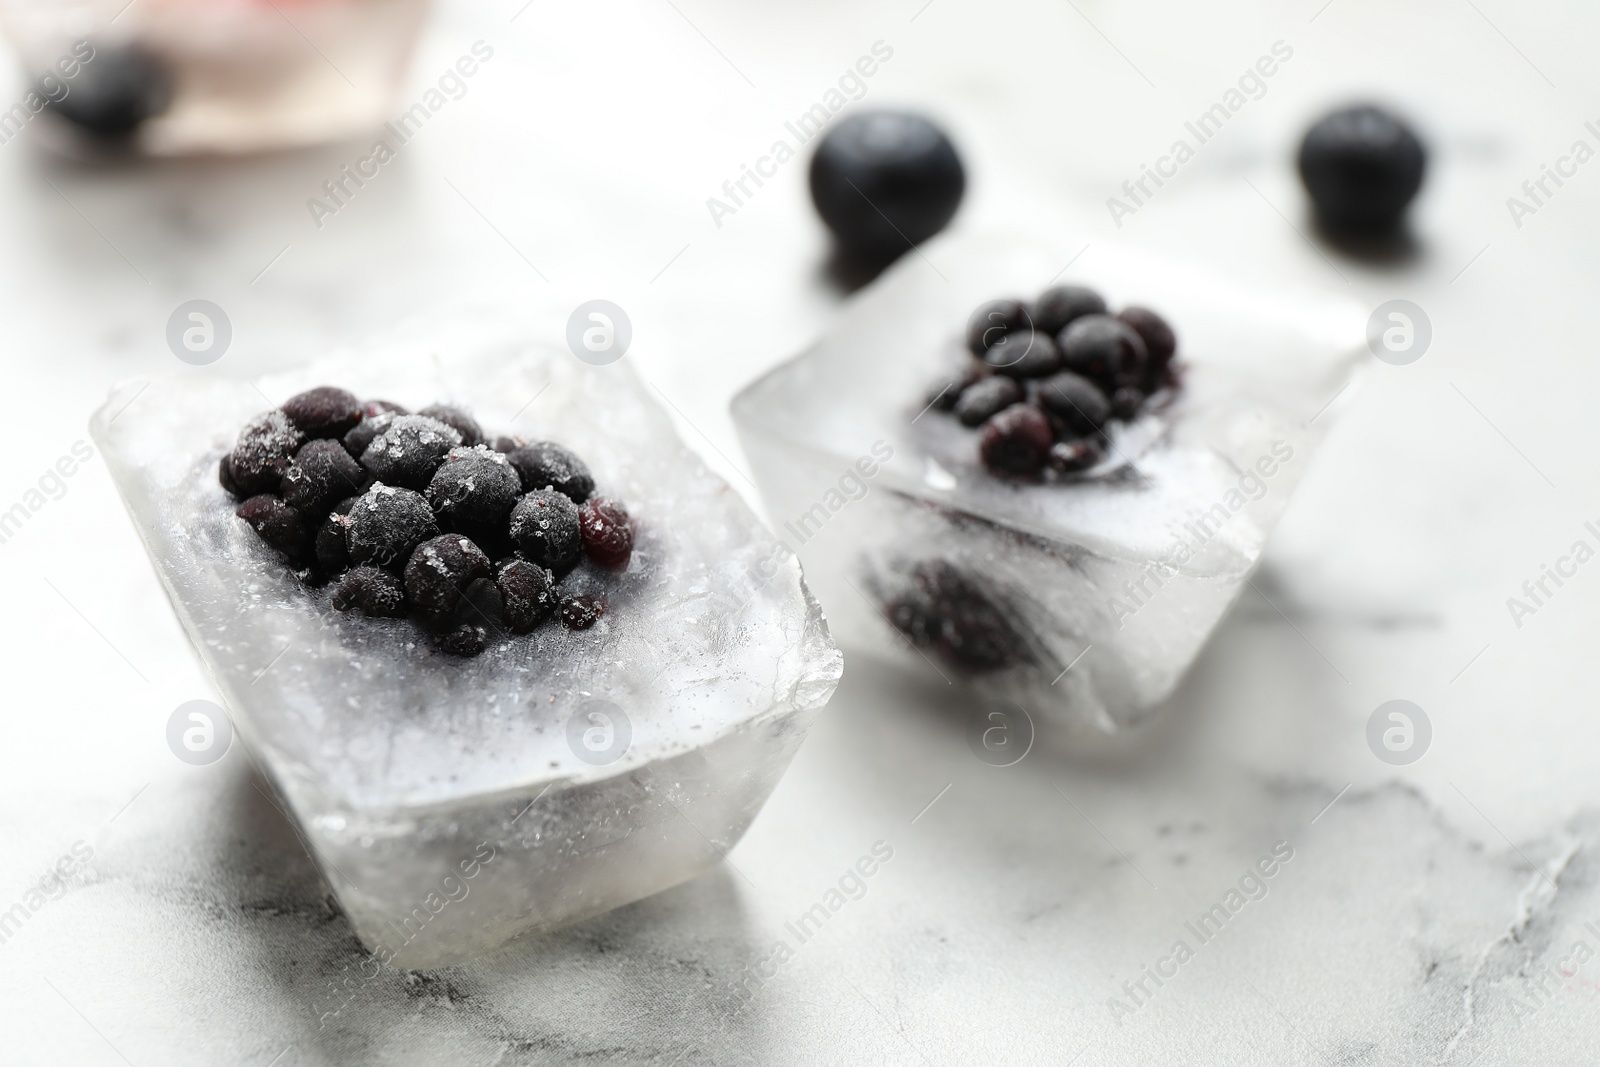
[
  {"x1": 579, "y1": 498, "x2": 634, "y2": 569},
  {"x1": 979, "y1": 404, "x2": 1053, "y2": 477}
]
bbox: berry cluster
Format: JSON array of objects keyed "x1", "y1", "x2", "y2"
[
  {"x1": 219, "y1": 386, "x2": 634, "y2": 657},
  {"x1": 923, "y1": 285, "x2": 1179, "y2": 479}
]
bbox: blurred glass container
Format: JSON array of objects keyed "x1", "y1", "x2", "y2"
[{"x1": 1, "y1": 0, "x2": 431, "y2": 155}]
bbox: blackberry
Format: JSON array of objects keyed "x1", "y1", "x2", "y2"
[
  {"x1": 236, "y1": 495, "x2": 313, "y2": 566},
  {"x1": 427, "y1": 446, "x2": 522, "y2": 542},
  {"x1": 331, "y1": 566, "x2": 407, "y2": 618},
  {"x1": 886, "y1": 560, "x2": 1026, "y2": 672},
  {"x1": 559, "y1": 593, "x2": 605, "y2": 630},
  {"x1": 44, "y1": 44, "x2": 171, "y2": 138},
  {"x1": 282, "y1": 386, "x2": 362, "y2": 440},
  {"x1": 1057, "y1": 314, "x2": 1147, "y2": 390},
  {"x1": 495, "y1": 558, "x2": 557, "y2": 633},
  {"x1": 359, "y1": 414, "x2": 462, "y2": 491},
  {"x1": 1298, "y1": 104, "x2": 1426, "y2": 234},
  {"x1": 506, "y1": 442, "x2": 594, "y2": 503},
  {"x1": 1049, "y1": 438, "x2": 1101, "y2": 474},
  {"x1": 343, "y1": 411, "x2": 394, "y2": 461},
  {"x1": 579, "y1": 498, "x2": 634, "y2": 570},
  {"x1": 965, "y1": 299, "x2": 1030, "y2": 356},
  {"x1": 808, "y1": 110, "x2": 965, "y2": 259},
  {"x1": 1035, "y1": 371, "x2": 1110, "y2": 435},
  {"x1": 979, "y1": 404, "x2": 1053, "y2": 477},
  {"x1": 282, "y1": 439, "x2": 367, "y2": 518},
  {"x1": 403, "y1": 534, "x2": 492, "y2": 622},
  {"x1": 344, "y1": 484, "x2": 439, "y2": 571},
  {"x1": 418, "y1": 403, "x2": 485, "y2": 447},
  {"x1": 953, "y1": 376, "x2": 1022, "y2": 427},
  {"x1": 509, "y1": 490, "x2": 583, "y2": 571},
  {"x1": 315, "y1": 499, "x2": 356, "y2": 576},
  {"x1": 1117, "y1": 307, "x2": 1176, "y2": 387},
  {"x1": 229, "y1": 410, "x2": 305, "y2": 496},
  {"x1": 438, "y1": 623, "x2": 488, "y2": 657},
  {"x1": 982, "y1": 328, "x2": 1061, "y2": 379},
  {"x1": 218, "y1": 454, "x2": 242, "y2": 500},
  {"x1": 1110, "y1": 385, "x2": 1144, "y2": 421},
  {"x1": 1029, "y1": 285, "x2": 1106, "y2": 336}
]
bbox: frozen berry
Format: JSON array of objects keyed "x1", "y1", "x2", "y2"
[
  {"x1": 1110, "y1": 385, "x2": 1144, "y2": 420},
  {"x1": 924, "y1": 365, "x2": 986, "y2": 412},
  {"x1": 1058, "y1": 314, "x2": 1147, "y2": 390},
  {"x1": 331, "y1": 566, "x2": 407, "y2": 618},
  {"x1": 438, "y1": 623, "x2": 488, "y2": 657},
  {"x1": 418, "y1": 403, "x2": 485, "y2": 446},
  {"x1": 809, "y1": 111, "x2": 965, "y2": 259},
  {"x1": 886, "y1": 560, "x2": 1026, "y2": 672},
  {"x1": 360, "y1": 415, "x2": 462, "y2": 491},
  {"x1": 229, "y1": 410, "x2": 305, "y2": 496},
  {"x1": 579, "y1": 498, "x2": 634, "y2": 570},
  {"x1": 404, "y1": 534, "x2": 492, "y2": 622},
  {"x1": 979, "y1": 404, "x2": 1053, "y2": 477},
  {"x1": 559, "y1": 593, "x2": 605, "y2": 630},
  {"x1": 490, "y1": 435, "x2": 523, "y2": 454},
  {"x1": 218, "y1": 454, "x2": 242, "y2": 500},
  {"x1": 344, "y1": 484, "x2": 439, "y2": 571},
  {"x1": 495, "y1": 559, "x2": 557, "y2": 633},
  {"x1": 236, "y1": 495, "x2": 312, "y2": 566},
  {"x1": 953, "y1": 376, "x2": 1022, "y2": 427},
  {"x1": 506, "y1": 442, "x2": 594, "y2": 503},
  {"x1": 1029, "y1": 285, "x2": 1106, "y2": 336},
  {"x1": 1035, "y1": 372, "x2": 1110, "y2": 435},
  {"x1": 509, "y1": 490, "x2": 582, "y2": 571},
  {"x1": 361, "y1": 399, "x2": 407, "y2": 418},
  {"x1": 427, "y1": 446, "x2": 522, "y2": 542},
  {"x1": 282, "y1": 386, "x2": 361, "y2": 440},
  {"x1": 1117, "y1": 307, "x2": 1176, "y2": 368},
  {"x1": 315, "y1": 499, "x2": 356, "y2": 576},
  {"x1": 1298, "y1": 105, "x2": 1426, "y2": 234},
  {"x1": 343, "y1": 411, "x2": 394, "y2": 461},
  {"x1": 965, "y1": 299, "x2": 1030, "y2": 356},
  {"x1": 44, "y1": 44, "x2": 171, "y2": 138},
  {"x1": 1049, "y1": 439, "x2": 1102, "y2": 474},
  {"x1": 982, "y1": 329, "x2": 1061, "y2": 379},
  {"x1": 282, "y1": 439, "x2": 366, "y2": 518}
]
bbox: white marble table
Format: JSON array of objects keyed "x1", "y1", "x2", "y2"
[{"x1": 1, "y1": 0, "x2": 1598, "y2": 1063}]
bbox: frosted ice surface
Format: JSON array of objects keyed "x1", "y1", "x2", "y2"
[
  {"x1": 91, "y1": 313, "x2": 841, "y2": 967},
  {"x1": 732, "y1": 234, "x2": 1363, "y2": 734}
]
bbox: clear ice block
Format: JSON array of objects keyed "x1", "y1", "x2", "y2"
[
  {"x1": 3, "y1": 0, "x2": 429, "y2": 155},
  {"x1": 731, "y1": 234, "x2": 1363, "y2": 734},
  {"x1": 91, "y1": 313, "x2": 841, "y2": 968}
]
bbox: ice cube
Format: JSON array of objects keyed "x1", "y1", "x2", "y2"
[
  {"x1": 731, "y1": 234, "x2": 1363, "y2": 734},
  {"x1": 90, "y1": 313, "x2": 841, "y2": 968}
]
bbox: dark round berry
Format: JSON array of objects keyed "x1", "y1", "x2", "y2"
[
  {"x1": 808, "y1": 110, "x2": 965, "y2": 259},
  {"x1": 982, "y1": 329, "x2": 1061, "y2": 379},
  {"x1": 579, "y1": 498, "x2": 634, "y2": 570},
  {"x1": 1049, "y1": 438, "x2": 1102, "y2": 474},
  {"x1": 1057, "y1": 314, "x2": 1147, "y2": 390},
  {"x1": 344, "y1": 484, "x2": 439, "y2": 571},
  {"x1": 490, "y1": 435, "x2": 523, "y2": 454},
  {"x1": 1117, "y1": 307, "x2": 1176, "y2": 367},
  {"x1": 404, "y1": 534, "x2": 492, "y2": 622},
  {"x1": 559, "y1": 593, "x2": 605, "y2": 630},
  {"x1": 44, "y1": 44, "x2": 171, "y2": 138},
  {"x1": 229, "y1": 411, "x2": 306, "y2": 497},
  {"x1": 965, "y1": 299, "x2": 1030, "y2": 356},
  {"x1": 282, "y1": 387, "x2": 362, "y2": 440},
  {"x1": 426, "y1": 446, "x2": 522, "y2": 542},
  {"x1": 218, "y1": 454, "x2": 242, "y2": 500},
  {"x1": 953, "y1": 376, "x2": 1023, "y2": 427},
  {"x1": 418, "y1": 403, "x2": 485, "y2": 446},
  {"x1": 331, "y1": 566, "x2": 407, "y2": 618},
  {"x1": 886, "y1": 560, "x2": 1026, "y2": 672},
  {"x1": 1029, "y1": 286, "x2": 1107, "y2": 336},
  {"x1": 1034, "y1": 372, "x2": 1110, "y2": 435},
  {"x1": 979, "y1": 404, "x2": 1053, "y2": 477},
  {"x1": 343, "y1": 411, "x2": 394, "y2": 461},
  {"x1": 509, "y1": 490, "x2": 583, "y2": 571},
  {"x1": 282, "y1": 439, "x2": 367, "y2": 518},
  {"x1": 495, "y1": 558, "x2": 557, "y2": 633},
  {"x1": 925, "y1": 365, "x2": 986, "y2": 412},
  {"x1": 360, "y1": 399, "x2": 408, "y2": 419},
  {"x1": 505, "y1": 442, "x2": 594, "y2": 503},
  {"x1": 1298, "y1": 105, "x2": 1426, "y2": 234},
  {"x1": 236, "y1": 495, "x2": 313, "y2": 566},
  {"x1": 359, "y1": 414, "x2": 462, "y2": 491},
  {"x1": 315, "y1": 500, "x2": 355, "y2": 577},
  {"x1": 1110, "y1": 385, "x2": 1145, "y2": 421},
  {"x1": 438, "y1": 623, "x2": 488, "y2": 657}
]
